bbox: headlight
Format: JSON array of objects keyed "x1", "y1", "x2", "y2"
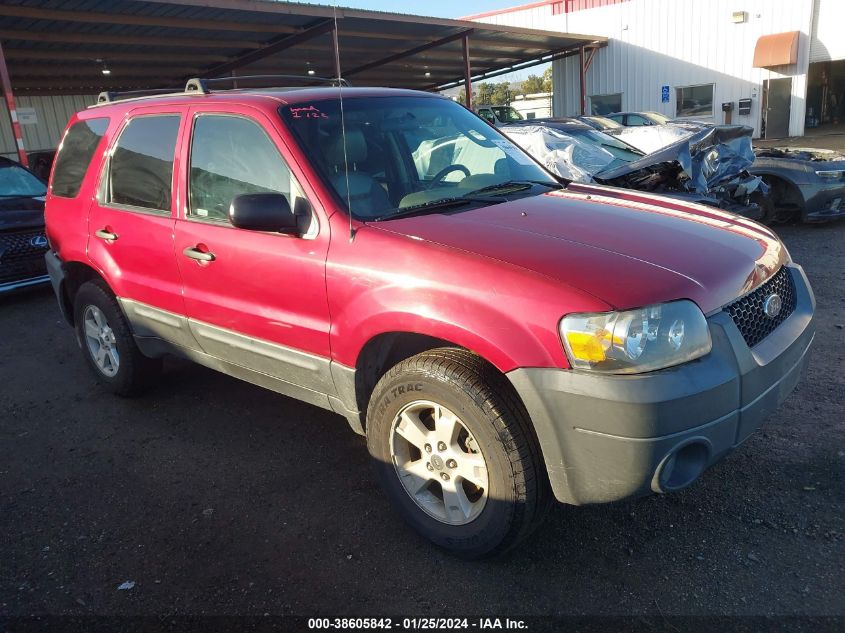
[{"x1": 560, "y1": 300, "x2": 712, "y2": 374}]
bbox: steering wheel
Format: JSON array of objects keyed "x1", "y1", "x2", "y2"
[{"x1": 426, "y1": 164, "x2": 471, "y2": 189}]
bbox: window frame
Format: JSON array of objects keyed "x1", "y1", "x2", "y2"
[
  {"x1": 588, "y1": 92, "x2": 623, "y2": 117},
  {"x1": 675, "y1": 83, "x2": 715, "y2": 119},
  {"x1": 185, "y1": 111, "x2": 318, "y2": 238},
  {"x1": 99, "y1": 112, "x2": 182, "y2": 217}
]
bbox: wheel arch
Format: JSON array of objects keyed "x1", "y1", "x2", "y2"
[{"x1": 57, "y1": 261, "x2": 110, "y2": 325}]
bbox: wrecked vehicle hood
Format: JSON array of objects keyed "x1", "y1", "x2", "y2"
[{"x1": 598, "y1": 125, "x2": 763, "y2": 195}]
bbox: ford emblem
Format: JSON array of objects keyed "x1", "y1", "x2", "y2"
[
  {"x1": 762, "y1": 293, "x2": 783, "y2": 319},
  {"x1": 30, "y1": 235, "x2": 48, "y2": 248}
]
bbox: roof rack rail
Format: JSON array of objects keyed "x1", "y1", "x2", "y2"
[
  {"x1": 184, "y1": 74, "x2": 349, "y2": 94},
  {"x1": 96, "y1": 87, "x2": 182, "y2": 104}
]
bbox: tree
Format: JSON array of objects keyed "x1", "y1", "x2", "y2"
[
  {"x1": 521, "y1": 74, "x2": 545, "y2": 95},
  {"x1": 542, "y1": 66, "x2": 553, "y2": 93}
]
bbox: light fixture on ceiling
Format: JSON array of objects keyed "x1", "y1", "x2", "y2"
[
  {"x1": 307, "y1": 69, "x2": 316, "y2": 76},
  {"x1": 97, "y1": 59, "x2": 111, "y2": 75},
  {"x1": 425, "y1": 71, "x2": 431, "y2": 77}
]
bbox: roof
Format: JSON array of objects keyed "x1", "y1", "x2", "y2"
[
  {"x1": 86, "y1": 85, "x2": 441, "y2": 111},
  {"x1": 0, "y1": 0, "x2": 606, "y2": 95}
]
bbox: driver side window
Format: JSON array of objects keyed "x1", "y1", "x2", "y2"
[{"x1": 189, "y1": 114, "x2": 306, "y2": 224}]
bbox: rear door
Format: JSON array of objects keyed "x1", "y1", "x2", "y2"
[
  {"x1": 87, "y1": 107, "x2": 192, "y2": 346},
  {"x1": 173, "y1": 104, "x2": 333, "y2": 395}
]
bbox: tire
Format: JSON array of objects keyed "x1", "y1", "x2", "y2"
[
  {"x1": 73, "y1": 280, "x2": 161, "y2": 396},
  {"x1": 366, "y1": 348, "x2": 551, "y2": 558}
]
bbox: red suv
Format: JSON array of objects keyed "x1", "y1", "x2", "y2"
[{"x1": 44, "y1": 81, "x2": 815, "y2": 557}]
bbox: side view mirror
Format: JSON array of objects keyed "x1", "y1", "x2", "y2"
[{"x1": 229, "y1": 193, "x2": 301, "y2": 234}]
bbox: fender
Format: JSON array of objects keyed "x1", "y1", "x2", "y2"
[{"x1": 325, "y1": 217, "x2": 610, "y2": 373}]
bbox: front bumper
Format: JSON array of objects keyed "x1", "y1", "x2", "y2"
[
  {"x1": 802, "y1": 181, "x2": 845, "y2": 222},
  {"x1": 508, "y1": 264, "x2": 815, "y2": 505}
]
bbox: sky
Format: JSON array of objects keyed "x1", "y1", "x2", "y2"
[{"x1": 293, "y1": 0, "x2": 519, "y2": 19}]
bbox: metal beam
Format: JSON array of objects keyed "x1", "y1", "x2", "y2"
[
  {"x1": 1, "y1": 49, "x2": 230, "y2": 64},
  {"x1": 430, "y1": 45, "x2": 589, "y2": 91},
  {"x1": 0, "y1": 5, "x2": 299, "y2": 34},
  {"x1": 0, "y1": 40, "x2": 28, "y2": 166},
  {"x1": 463, "y1": 35, "x2": 473, "y2": 110},
  {"x1": 344, "y1": 29, "x2": 473, "y2": 78},
  {"x1": 579, "y1": 45, "x2": 586, "y2": 115},
  {"x1": 0, "y1": 29, "x2": 262, "y2": 50},
  {"x1": 9, "y1": 65, "x2": 202, "y2": 78},
  {"x1": 202, "y1": 19, "x2": 335, "y2": 77}
]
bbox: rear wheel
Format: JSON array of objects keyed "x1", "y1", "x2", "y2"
[
  {"x1": 73, "y1": 281, "x2": 161, "y2": 396},
  {"x1": 366, "y1": 348, "x2": 550, "y2": 558}
]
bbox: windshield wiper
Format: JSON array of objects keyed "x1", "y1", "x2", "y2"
[
  {"x1": 462, "y1": 180, "x2": 561, "y2": 197},
  {"x1": 372, "y1": 197, "x2": 473, "y2": 222}
]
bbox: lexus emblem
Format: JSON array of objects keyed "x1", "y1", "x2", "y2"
[
  {"x1": 29, "y1": 235, "x2": 48, "y2": 248},
  {"x1": 762, "y1": 293, "x2": 783, "y2": 319}
]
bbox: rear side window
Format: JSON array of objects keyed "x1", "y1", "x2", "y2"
[
  {"x1": 108, "y1": 115, "x2": 180, "y2": 213},
  {"x1": 51, "y1": 118, "x2": 109, "y2": 198}
]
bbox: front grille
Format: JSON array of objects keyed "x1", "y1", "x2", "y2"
[
  {"x1": 725, "y1": 266, "x2": 796, "y2": 348},
  {"x1": 0, "y1": 230, "x2": 48, "y2": 285}
]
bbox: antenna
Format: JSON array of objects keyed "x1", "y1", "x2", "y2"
[{"x1": 333, "y1": 6, "x2": 355, "y2": 242}]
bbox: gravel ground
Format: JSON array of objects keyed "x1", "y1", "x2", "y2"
[{"x1": 1, "y1": 222, "x2": 843, "y2": 622}]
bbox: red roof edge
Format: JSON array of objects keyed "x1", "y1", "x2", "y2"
[{"x1": 461, "y1": 0, "x2": 556, "y2": 21}]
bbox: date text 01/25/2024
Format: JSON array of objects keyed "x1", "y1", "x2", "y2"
[{"x1": 307, "y1": 618, "x2": 528, "y2": 630}]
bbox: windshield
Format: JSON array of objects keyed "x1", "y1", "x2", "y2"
[
  {"x1": 586, "y1": 116, "x2": 623, "y2": 129},
  {"x1": 646, "y1": 112, "x2": 671, "y2": 124},
  {"x1": 491, "y1": 106, "x2": 524, "y2": 123},
  {"x1": 0, "y1": 162, "x2": 47, "y2": 198},
  {"x1": 280, "y1": 96, "x2": 557, "y2": 221}
]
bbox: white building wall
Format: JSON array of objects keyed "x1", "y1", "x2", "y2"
[
  {"x1": 0, "y1": 94, "x2": 96, "y2": 160},
  {"x1": 475, "y1": 0, "x2": 815, "y2": 138},
  {"x1": 810, "y1": 0, "x2": 845, "y2": 63}
]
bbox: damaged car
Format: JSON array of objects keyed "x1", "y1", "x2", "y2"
[
  {"x1": 750, "y1": 147, "x2": 845, "y2": 223},
  {"x1": 502, "y1": 119, "x2": 768, "y2": 220}
]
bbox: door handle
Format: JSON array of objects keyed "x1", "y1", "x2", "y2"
[
  {"x1": 183, "y1": 246, "x2": 215, "y2": 262},
  {"x1": 94, "y1": 228, "x2": 118, "y2": 241}
]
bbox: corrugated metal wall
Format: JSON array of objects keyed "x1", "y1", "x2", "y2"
[
  {"x1": 0, "y1": 94, "x2": 96, "y2": 160},
  {"x1": 475, "y1": 0, "x2": 815, "y2": 137},
  {"x1": 810, "y1": 0, "x2": 845, "y2": 63}
]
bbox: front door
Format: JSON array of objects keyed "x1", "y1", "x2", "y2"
[
  {"x1": 173, "y1": 106, "x2": 333, "y2": 395},
  {"x1": 87, "y1": 108, "x2": 191, "y2": 345},
  {"x1": 763, "y1": 78, "x2": 792, "y2": 139}
]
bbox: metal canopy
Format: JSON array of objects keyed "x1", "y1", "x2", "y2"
[{"x1": 0, "y1": 0, "x2": 606, "y2": 95}]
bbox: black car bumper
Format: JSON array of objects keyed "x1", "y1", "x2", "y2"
[{"x1": 507, "y1": 264, "x2": 815, "y2": 505}]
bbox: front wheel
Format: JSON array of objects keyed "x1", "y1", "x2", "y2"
[{"x1": 366, "y1": 349, "x2": 550, "y2": 558}]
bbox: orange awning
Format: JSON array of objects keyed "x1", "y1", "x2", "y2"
[{"x1": 753, "y1": 31, "x2": 800, "y2": 68}]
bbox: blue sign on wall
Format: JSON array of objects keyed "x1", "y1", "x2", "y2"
[{"x1": 661, "y1": 85, "x2": 670, "y2": 103}]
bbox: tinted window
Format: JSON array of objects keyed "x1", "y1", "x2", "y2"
[
  {"x1": 189, "y1": 115, "x2": 300, "y2": 222},
  {"x1": 626, "y1": 115, "x2": 650, "y2": 126},
  {"x1": 589, "y1": 93, "x2": 622, "y2": 116},
  {"x1": 676, "y1": 84, "x2": 714, "y2": 118},
  {"x1": 51, "y1": 118, "x2": 108, "y2": 198},
  {"x1": 108, "y1": 115, "x2": 180, "y2": 213}
]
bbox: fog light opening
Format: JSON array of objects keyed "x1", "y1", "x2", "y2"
[{"x1": 656, "y1": 441, "x2": 709, "y2": 493}]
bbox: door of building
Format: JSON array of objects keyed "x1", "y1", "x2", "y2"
[{"x1": 762, "y1": 78, "x2": 792, "y2": 138}]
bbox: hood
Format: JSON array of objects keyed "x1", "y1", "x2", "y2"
[
  {"x1": 598, "y1": 125, "x2": 758, "y2": 191},
  {"x1": 371, "y1": 188, "x2": 785, "y2": 314},
  {"x1": 0, "y1": 196, "x2": 46, "y2": 232},
  {"x1": 754, "y1": 146, "x2": 845, "y2": 162}
]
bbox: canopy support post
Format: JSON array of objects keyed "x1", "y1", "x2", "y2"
[{"x1": 0, "y1": 40, "x2": 28, "y2": 167}]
